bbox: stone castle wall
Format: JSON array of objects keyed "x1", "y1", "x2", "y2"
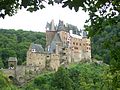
[{"x1": 27, "y1": 51, "x2": 46, "y2": 70}]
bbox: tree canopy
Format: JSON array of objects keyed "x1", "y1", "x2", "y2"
[
  {"x1": 0, "y1": 29, "x2": 45, "y2": 68},
  {"x1": 24, "y1": 63, "x2": 113, "y2": 90}
]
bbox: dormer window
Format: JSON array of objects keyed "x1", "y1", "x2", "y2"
[{"x1": 32, "y1": 49, "x2": 36, "y2": 52}]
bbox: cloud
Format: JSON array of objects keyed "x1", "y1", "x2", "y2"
[{"x1": 0, "y1": 4, "x2": 89, "y2": 32}]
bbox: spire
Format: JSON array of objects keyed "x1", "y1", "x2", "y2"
[
  {"x1": 45, "y1": 22, "x2": 50, "y2": 31},
  {"x1": 51, "y1": 19, "x2": 55, "y2": 31}
]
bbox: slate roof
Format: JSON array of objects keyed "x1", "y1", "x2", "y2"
[
  {"x1": 57, "y1": 20, "x2": 66, "y2": 31},
  {"x1": 52, "y1": 32, "x2": 62, "y2": 42},
  {"x1": 48, "y1": 32, "x2": 62, "y2": 53},
  {"x1": 83, "y1": 31, "x2": 87, "y2": 37},
  {"x1": 8, "y1": 57, "x2": 17, "y2": 61},
  {"x1": 31, "y1": 43, "x2": 44, "y2": 53},
  {"x1": 46, "y1": 31, "x2": 57, "y2": 47}
]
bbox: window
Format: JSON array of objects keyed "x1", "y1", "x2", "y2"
[
  {"x1": 79, "y1": 43, "x2": 81, "y2": 46},
  {"x1": 76, "y1": 43, "x2": 78, "y2": 45},
  {"x1": 32, "y1": 49, "x2": 36, "y2": 52},
  {"x1": 73, "y1": 42, "x2": 75, "y2": 45},
  {"x1": 62, "y1": 48, "x2": 65, "y2": 50},
  {"x1": 62, "y1": 53, "x2": 66, "y2": 55},
  {"x1": 74, "y1": 47, "x2": 78, "y2": 49}
]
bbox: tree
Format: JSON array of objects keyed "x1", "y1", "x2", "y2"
[
  {"x1": 52, "y1": 67, "x2": 73, "y2": 90},
  {"x1": 0, "y1": 71, "x2": 17, "y2": 90},
  {"x1": 0, "y1": 29, "x2": 46, "y2": 67},
  {"x1": 0, "y1": 58, "x2": 4, "y2": 68}
]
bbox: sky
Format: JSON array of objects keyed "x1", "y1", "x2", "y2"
[{"x1": 0, "y1": 4, "x2": 89, "y2": 32}]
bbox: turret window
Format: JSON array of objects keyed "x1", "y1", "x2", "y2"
[
  {"x1": 74, "y1": 47, "x2": 78, "y2": 49},
  {"x1": 32, "y1": 49, "x2": 36, "y2": 52}
]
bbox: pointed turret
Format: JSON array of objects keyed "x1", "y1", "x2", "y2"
[{"x1": 51, "y1": 19, "x2": 55, "y2": 31}]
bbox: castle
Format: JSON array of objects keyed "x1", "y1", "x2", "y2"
[
  {"x1": 26, "y1": 20, "x2": 91, "y2": 71},
  {"x1": 1, "y1": 20, "x2": 91, "y2": 84}
]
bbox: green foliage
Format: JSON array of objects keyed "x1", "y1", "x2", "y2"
[
  {"x1": 0, "y1": 71, "x2": 18, "y2": 90},
  {"x1": 0, "y1": 58, "x2": 4, "y2": 68},
  {"x1": 91, "y1": 15, "x2": 120, "y2": 88},
  {"x1": 92, "y1": 15, "x2": 120, "y2": 64},
  {"x1": 23, "y1": 63, "x2": 112, "y2": 90},
  {"x1": 0, "y1": 29, "x2": 45, "y2": 67},
  {"x1": 52, "y1": 67, "x2": 73, "y2": 90}
]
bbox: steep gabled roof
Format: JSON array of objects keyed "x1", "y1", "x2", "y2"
[
  {"x1": 52, "y1": 32, "x2": 62, "y2": 42},
  {"x1": 48, "y1": 32, "x2": 62, "y2": 53},
  {"x1": 8, "y1": 57, "x2": 17, "y2": 62},
  {"x1": 46, "y1": 31, "x2": 57, "y2": 47},
  {"x1": 30, "y1": 43, "x2": 44, "y2": 53}
]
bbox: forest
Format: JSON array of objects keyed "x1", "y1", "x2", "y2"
[
  {"x1": 0, "y1": 62, "x2": 113, "y2": 90},
  {"x1": 0, "y1": 29, "x2": 46, "y2": 68},
  {"x1": 0, "y1": 0, "x2": 120, "y2": 89},
  {"x1": 24, "y1": 62, "x2": 111, "y2": 90}
]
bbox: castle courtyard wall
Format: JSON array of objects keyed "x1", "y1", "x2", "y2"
[{"x1": 49, "y1": 54, "x2": 60, "y2": 71}]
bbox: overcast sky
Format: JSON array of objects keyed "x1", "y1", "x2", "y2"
[{"x1": 0, "y1": 4, "x2": 89, "y2": 32}]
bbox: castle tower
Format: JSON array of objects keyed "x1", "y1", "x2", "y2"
[
  {"x1": 46, "y1": 31, "x2": 57, "y2": 52},
  {"x1": 45, "y1": 20, "x2": 57, "y2": 52},
  {"x1": 8, "y1": 57, "x2": 17, "y2": 69}
]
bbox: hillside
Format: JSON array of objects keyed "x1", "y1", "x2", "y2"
[
  {"x1": 0, "y1": 29, "x2": 46, "y2": 68},
  {"x1": 0, "y1": 62, "x2": 112, "y2": 90},
  {"x1": 22, "y1": 62, "x2": 111, "y2": 90}
]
